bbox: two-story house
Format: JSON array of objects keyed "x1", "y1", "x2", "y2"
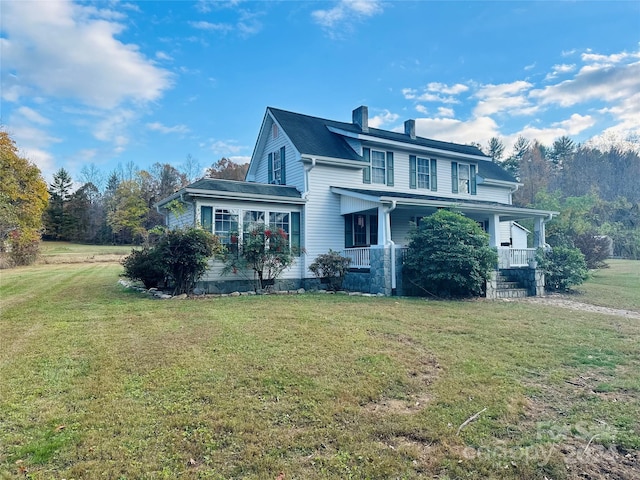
[{"x1": 157, "y1": 106, "x2": 555, "y2": 296}]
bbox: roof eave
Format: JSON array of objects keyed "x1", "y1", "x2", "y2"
[{"x1": 184, "y1": 187, "x2": 306, "y2": 204}]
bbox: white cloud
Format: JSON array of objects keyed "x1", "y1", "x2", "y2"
[
  {"x1": 189, "y1": 20, "x2": 233, "y2": 32},
  {"x1": 414, "y1": 116, "x2": 500, "y2": 146},
  {"x1": 553, "y1": 113, "x2": 595, "y2": 136},
  {"x1": 415, "y1": 104, "x2": 428, "y2": 114},
  {"x1": 155, "y1": 51, "x2": 174, "y2": 61},
  {"x1": 20, "y1": 147, "x2": 57, "y2": 181},
  {"x1": 403, "y1": 83, "x2": 467, "y2": 104},
  {"x1": 545, "y1": 63, "x2": 576, "y2": 80},
  {"x1": 16, "y1": 106, "x2": 51, "y2": 125},
  {"x1": 426, "y1": 82, "x2": 469, "y2": 95},
  {"x1": 92, "y1": 109, "x2": 136, "y2": 149},
  {"x1": 209, "y1": 140, "x2": 246, "y2": 155},
  {"x1": 369, "y1": 110, "x2": 399, "y2": 128},
  {"x1": 437, "y1": 107, "x2": 455, "y2": 118},
  {"x1": 474, "y1": 95, "x2": 534, "y2": 117},
  {"x1": 530, "y1": 55, "x2": 640, "y2": 108},
  {"x1": 1, "y1": 0, "x2": 172, "y2": 109},
  {"x1": 312, "y1": 0, "x2": 383, "y2": 35},
  {"x1": 146, "y1": 122, "x2": 190, "y2": 134},
  {"x1": 475, "y1": 81, "x2": 532, "y2": 99}
]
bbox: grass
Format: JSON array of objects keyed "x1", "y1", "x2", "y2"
[
  {"x1": 0, "y1": 251, "x2": 639, "y2": 479},
  {"x1": 572, "y1": 259, "x2": 640, "y2": 312},
  {"x1": 36, "y1": 241, "x2": 135, "y2": 264}
]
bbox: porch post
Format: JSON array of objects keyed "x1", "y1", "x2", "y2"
[
  {"x1": 487, "y1": 214, "x2": 500, "y2": 248},
  {"x1": 377, "y1": 205, "x2": 386, "y2": 245},
  {"x1": 534, "y1": 217, "x2": 546, "y2": 248}
]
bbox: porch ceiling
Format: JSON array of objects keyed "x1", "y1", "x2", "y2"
[{"x1": 331, "y1": 187, "x2": 557, "y2": 221}]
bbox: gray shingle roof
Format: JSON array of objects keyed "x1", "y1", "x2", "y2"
[
  {"x1": 269, "y1": 107, "x2": 489, "y2": 158},
  {"x1": 188, "y1": 178, "x2": 301, "y2": 198},
  {"x1": 477, "y1": 161, "x2": 518, "y2": 183},
  {"x1": 268, "y1": 107, "x2": 517, "y2": 183}
]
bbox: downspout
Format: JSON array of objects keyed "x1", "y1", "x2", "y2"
[
  {"x1": 303, "y1": 158, "x2": 316, "y2": 200},
  {"x1": 302, "y1": 158, "x2": 316, "y2": 275},
  {"x1": 384, "y1": 200, "x2": 397, "y2": 293}
]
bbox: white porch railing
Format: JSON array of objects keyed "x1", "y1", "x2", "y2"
[
  {"x1": 343, "y1": 247, "x2": 371, "y2": 268},
  {"x1": 345, "y1": 246, "x2": 536, "y2": 270},
  {"x1": 498, "y1": 247, "x2": 536, "y2": 268}
]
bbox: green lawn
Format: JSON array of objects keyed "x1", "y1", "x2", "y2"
[
  {"x1": 0, "y1": 259, "x2": 638, "y2": 479},
  {"x1": 573, "y1": 259, "x2": 640, "y2": 312},
  {"x1": 37, "y1": 241, "x2": 136, "y2": 264}
]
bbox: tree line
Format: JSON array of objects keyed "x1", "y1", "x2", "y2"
[
  {"x1": 41, "y1": 158, "x2": 249, "y2": 246},
  {"x1": 482, "y1": 135, "x2": 640, "y2": 259}
]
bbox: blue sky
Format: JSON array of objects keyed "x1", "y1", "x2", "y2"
[{"x1": 2, "y1": 0, "x2": 639, "y2": 185}]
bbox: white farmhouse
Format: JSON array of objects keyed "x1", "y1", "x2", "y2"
[{"x1": 157, "y1": 106, "x2": 555, "y2": 297}]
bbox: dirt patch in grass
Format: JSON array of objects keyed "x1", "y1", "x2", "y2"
[
  {"x1": 521, "y1": 367, "x2": 640, "y2": 479},
  {"x1": 516, "y1": 294, "x2": 640, "y2": 319},
  {"x1": 36, "y1": 253, "x2": 127, "y2": 265}
]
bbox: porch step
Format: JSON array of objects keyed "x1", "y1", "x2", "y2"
[
  {"x1": 495, "y1": 288, "x2": 529, "y2": 299},
  {"x1": 497, "y1": 281, "x2": 521, "y2": 289}
]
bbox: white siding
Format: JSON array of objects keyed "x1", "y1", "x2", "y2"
[
  {"x1": 477, "y1": 184, "x2": 511, "y2": 203},
  {"x1": 254, "y1": 116, "x2": 304, "y2": 191},
  {"x1": 302, "y1": 163, "x2": 362, "y2": 274},
  {"x1": 354, "y1": 148, "x2": 513, "y2": 205},
  {"x1": 166, "y1": 202, "x2": 195, "y2": 229}
]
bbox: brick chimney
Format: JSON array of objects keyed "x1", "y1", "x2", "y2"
[
  {"x1": 404, "y1": 119, "x2": 416, "y2": 139},
  {"x1": 352, "y1": 106, "x2": 368, "y2": 132}
]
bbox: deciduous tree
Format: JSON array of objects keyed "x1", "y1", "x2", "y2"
[{"x1": 0, "y1": 130, "x2": 49, "y2": 265}]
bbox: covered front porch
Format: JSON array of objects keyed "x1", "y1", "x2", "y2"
[{"x1": 330, "y1": 187, "x2": 555, "y2": 296}]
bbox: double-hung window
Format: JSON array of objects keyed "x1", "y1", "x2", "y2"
[
  {"x1": 268, "y1": 146, "x2": 286, "y2": 185},
  {"x1": 409, "y1": 156, "x2": 437, "y2": 190},
  {"x1": 417, "y1": 158, "x2": 430, "y2": 189},
  {"x1": 451, "y1": 162, "x2": 477, "y2": 195},
  {"x1": 371, "y1": 150, "x2": 386, "y2": 184},
  {"x1": 363, "y1": 148, "x2": 394, "y2": 186}
]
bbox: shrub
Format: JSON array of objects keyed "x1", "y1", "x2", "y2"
[
  {"x1": 156, "y1": 228, "x2": 221, "y2": 295},
  {"x1": 536, "y1": 246, "x2": 588, "y2": 292},
  {"x1": 121, "y1": 228, "x2": 221, "y2": 295},
  {"x1": 7, "y1": 229, "x2": 41, "y2": 266},
  {"x1": 222, "y1": 222, "x2": 297, "y2": 291},
  {"x1": 121, "y1": 248, "x2": 166, "y2": 289},
  {"x1": 309, "y1": 250, "x2": 351, "y2": 291},
  {"x1": 403, "y1": 210, "x2": 498, "y2": 297}
]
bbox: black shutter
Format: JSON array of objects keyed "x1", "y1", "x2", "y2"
[
  {"x1": 451, "y1": 162, "x2": 458, "y2": 193},
  {"x1": 409, "y1": 155, "x2": 416, "y2": 189},
  {"x1": 362, "y1": 148, "x2": 371, "y2": 184}
]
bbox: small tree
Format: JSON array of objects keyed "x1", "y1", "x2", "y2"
[
  {"x1": 222, "y1": 222, "x2": 296, "y2": 291},
  {"x1": 403, "y1": 210, "x2": 498, "y2": 297},
  {"x1": 309, "y1": 250, "x2": 351, "y2": 291},
  {"x1": 536, "y1": 246, "x2": 588, "y2": 292}
]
